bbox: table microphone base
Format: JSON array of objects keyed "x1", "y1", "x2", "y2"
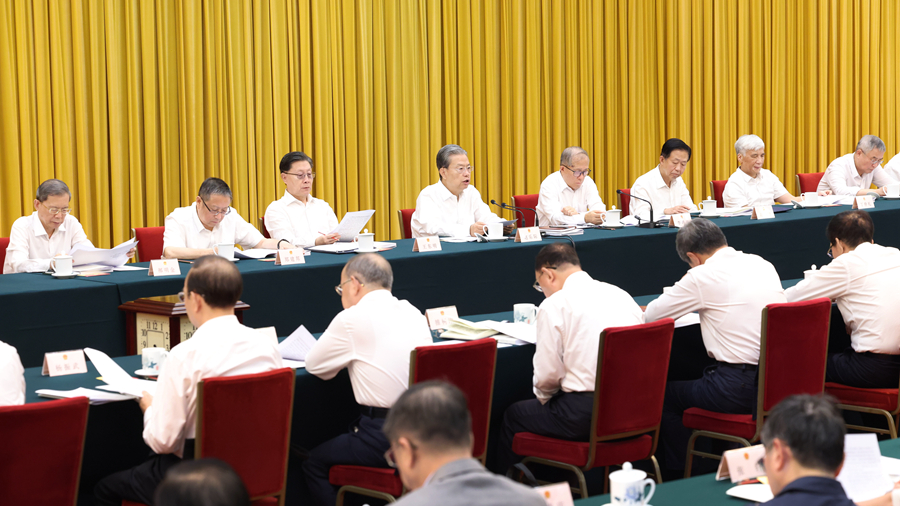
[{"x1": 638, "y1": 221, "x2": 661, "y2": 228}]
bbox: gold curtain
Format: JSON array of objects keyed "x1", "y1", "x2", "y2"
[{"x1": 1, "y1": 0, "x2": 898, "y2": 245}]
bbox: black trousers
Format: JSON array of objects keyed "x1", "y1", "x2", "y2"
[
  {"x1": 659, "y1": 365, "x2": 757, "y2": 472},
  {"x1": 496, "y1": 391, "x2": 594, "y2": 475},
  {"x1": 827, "y1": 348, "x2": 900, "y2": 388},
  {"x1": 94, "y1": 440, "x2": 195, "y2": 506},
  {"x1": 301, "y1": 415, "x2": 391, "y2": 506}
]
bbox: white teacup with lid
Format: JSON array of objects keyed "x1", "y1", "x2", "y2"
[{"x1": 609, "y1": 462, "x2": 655, "y2": 506}]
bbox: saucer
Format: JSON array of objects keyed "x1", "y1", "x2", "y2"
[
  {"x1": 698, "y1": 213, "x2": 720, "y2": 219},
  {"x1": 883, "y1": 195, "x2": 900, "y2": 200},
  {"x1": 354, "y1": 248, "x2": 379, "y2": 254},
  {"x1": 52, "y1": 272, "x2": 78, "y2": 279},
  {"x1": 134, "y1": 368, "x2": 159, "y2": 377},
  {"x1": 486, "y1": 237, "x2": 509, "y2": 242},
  {"x1": 601, "y1": 223, "x2": 625, "y2": 229},
  {"x1": 800, "y1": 203, "x2": 822, "y2": 208}
]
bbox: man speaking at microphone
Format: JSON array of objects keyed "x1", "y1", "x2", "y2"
[{"x1": 536, "y1": 147, "x2": 606, "y2": 226}]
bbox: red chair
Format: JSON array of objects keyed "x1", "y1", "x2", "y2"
[
  {"x1": 796, "y1": 172, "x2": 825, "y2": 194},
  {"x1": 132, "y1": 227, "x2": 165, "y2": 262},
  {"x1": 0, "y1": 396, "x2": 89, "y2": 506},
  {"x1": 397, "y1": 209, "x2": 414, "y2": 240},
  {"x1": 512, "y1": 319, "x2": 675, "y2": 498},
  {"x1": 329, "y1": 339, "x2": 499, "y2": 505},
  {"x1": 259, "y1": 217, "x2": 271, "y2": 239},
  {"x1": 618, "y1": 189, "x2": 631, "y2": 216},
  {"x1": 826, "y1": 379, "x2": 900, "y2": 438},
  {"x1": 683, "y1": 298, "x2": 832, "y2": 477},
  {"x1": 512, "y1": 194, "x2": 539, "y2": 227},
  {"x1": 0, "y1": 237, "x2": 9, "y2": 272},
  {"x1": 709, "y1": 180, "x2": 727, "y2": 208}
]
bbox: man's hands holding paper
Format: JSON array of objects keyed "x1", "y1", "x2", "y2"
[{"x1": 139, "y1": 391, "x2": 154, "y2": 413}]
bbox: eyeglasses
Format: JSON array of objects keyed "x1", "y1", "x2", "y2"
[
  {"x1": 284, "y1": 171, "x2": 316, "y2": 181},
  {"x1": 563, "y1": 165, "x2": 591, "y2": 178},
  {"x1": 533, "y1": 266, "x2": 558, "y2": 293},
  {"x1": 827, "y1": 246, "x2": 833, "y2": 259},
  {"x1": 384, "y1": 440, "x2": 417, "y2": 468},
  {"x1": 40, "y1": 202, "x2": 71, "y2": 215},
  {"x1": 201, "y1": 199, "x2": 232, "y2": 217},
  {"x1": 178, "y1": 292, "x2": 185, "y2": 302},
  {"x1": 444, "y1": 165, "x2": 474, "y2": 174},
  {"x1": 334, "y1": 277, "x2": 364, "y2": 296}
]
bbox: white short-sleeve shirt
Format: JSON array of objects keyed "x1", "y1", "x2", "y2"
[
  {"x1": 3, "y1": 213, "x2": 92, "y2": 274},
  {"x1": 722, "y1": 168, "x2": 790, "y2": 208},
  {"x1": 536, "y1": 171, "x2": 606, "y2": 226},
  {"x1": 629, "y1": 166, "x2": 697, "y2": 221},
  {"x1": 817, "y1": 153, "x2": 897, "y2": 196},
  {"x1": 0, "y1": 340, "x2": 25, "y2": 406},
  {"x1": 884, "y1": 153, "x2": 900, "y2": 182},
  {"x1": 264, "y1": 191, "x2": 339, "y2": 247},
  {"x1": 410, "y1": 182, "x2": 502, "y2": 238},
  {"x1": 162, "y1": 202, "x2": 265, "y2": 252}
]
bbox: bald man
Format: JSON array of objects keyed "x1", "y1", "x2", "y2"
[{"x1": 301, "y1": 254, "x2": 433, "y2": 506}]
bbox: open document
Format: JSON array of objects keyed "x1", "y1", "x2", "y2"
[
  {"x1": 83, "y1": 347, "x2": 158, "y2": 398},
  {"x1": 36, "y1": 387, "x2": 133, "y2": 405},
  {"x1": 330, "y1": 210, "x2": 376, "y2": 242},
  {"x1": 70, "y1": 238, "x2": 137, "y2": 269},
  {"x1": 277, "y1": 324, "x2": 318, "y2": 368},
  {"x1": 440, "y1": 319, "x2": 535, "y2": 346}
]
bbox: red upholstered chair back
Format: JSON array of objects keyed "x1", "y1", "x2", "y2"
[
  {"x1": 512, "y1": 194, "x2": 539, "y2": 227},
  {"x1": 796, "y1": 172, "x2": 825, "y2": 194},
  {"x1": 617, "y1": 189, "x2": 631, "y2": 216},
  {"x1": 759, "y1": 298, "x2": 831, "y2": 413},
  {"x1": 709, "y1": 180, "x2": 727, "y2": 208},
  {"x1": 398, "y1": 209, "x2": 415, "y2": 240},
  {"x1": 592, "y1": 319, "x2": 674, "y2": 444},
  {"x1": 132, "y1": 227, "x2": 165, "y2": 262},
  {"x1": 196, "y1": 368, "x2": 295, "y2": 502},
  {"x1": 411, "y1": 339, "x2": 498, "y2": 462},
  {"x1": 259, "y1": 217, "x2": 271, "y2": 239},
  {"x1": 0, "y1": 237, "x2": 9, "y2": 272},
  {"x1": 0, "y1": 396, "x2": 89, "y2": 506}
]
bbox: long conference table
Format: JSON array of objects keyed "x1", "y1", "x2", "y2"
[{"x1": 6, "y1": 201, "x2": 900, "y2": 369}]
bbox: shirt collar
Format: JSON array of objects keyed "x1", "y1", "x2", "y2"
[
  {"x1": 436, "y1": 181, "x2": 460, "y2": 202},
  {"x1": 196, "y1": 314, "x2": 240, "y2": 334},
  {"x1": 282, "y1": 190, "x2": 317, "y2": 207},
  {"x1": 561, "y1": 270, "x2": 592, "y2": 289},
  {"x1": 734, "y1": 167, "x2": 756, "y2": 182},
  {"x1": 31, "y1": 211, "x2": 67, "y2": 238},
  {"x1": 704, "y1": 246, "x2": 736, "y2": 265},
  {"x1": 651, "y1": 166, "x2": 671, "y2": 189},
  {"x1": 189, "y1": 202, "x2": 210, "y2": 233}
]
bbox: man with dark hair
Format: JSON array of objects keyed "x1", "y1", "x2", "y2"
[
  {"x1": 264, "y1": 151, "x2": 341, "y2": 247},
  {"x1": 644, "y1": 219, "x2": 786, "y2": 477},
  {"x1": 786, "y1": 211, "x2": 900, "y2": 388},
  {"x1": 410, "y1": 144, "x2": 505, "y2": 238},
  {"x1": 496, "y1": 243, "x2": 644, "y2": 473},
  {"x1": 629, "y1": 138, "x2": 698, "y2": 221},
  {"x1": 302, "y1": 253, "x2": 432, "y2": 506},
  {"x1": 536, "y1": 146, "x2": 607, "y2": 226},
  {"x1": 385, "y1": 381, "x2": 545, "y2": 506},
  {"x1": 154, "y1": 458, "x2": 250, "y2": 506},
  {"x1": 95, "y1": 256, "x2": 282, "y2": 505},
  {"x1": 818, "y1": 135, "x2": 897, "y2": 196},
  {"x1": 163, "y1": 177, "x2": 290, "y2": 259}
]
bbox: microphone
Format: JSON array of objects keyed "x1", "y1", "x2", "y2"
[
  {"x1": 491, "y1": 199, "x2": 525, "y2": 228},
  {"x1": 500, "y1": 201, "x2": 539, "y2": 228},
  {"x1": 617, "y1": 190, "x2": 659, "y2": 229}
]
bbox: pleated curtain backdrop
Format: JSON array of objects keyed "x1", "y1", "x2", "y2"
[{"x1": 0, "y1": 0, "x2": 898, "y2": 244}]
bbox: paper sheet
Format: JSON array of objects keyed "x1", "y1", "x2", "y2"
[
  {"x1": 83, "y1": 347, "x2": 158, "y2": 397},
  {"x1": 278, "y1": 325, "x2": 318, "y2": 361},
  {"x1": 70, "y1": 238, "x2": 137, "y2": 268},
  {"x1": 837, "y1": 433, "x2": 894, "y2": 501},
  {"x1": 234, "y1": 248, "x2": 279, "y2": 260},
  {"x1": 477, "y1": 321, "x2": 537, "y2": 344},
  {"x1": 725, "y1": 483, "x2": 774, "y2": 503},
  {"x1": 440, "y1": 237, "x2": 477, "y2": 243},
  {"x1": 112, "y1": 265, "x2": 148, "y2": 272},
  {"x1": 306, "y1": 243, "x2": 359, "y2": 254},
  {"x1": 281, "y1": 359, "x2": 306, "y2": 369},
  {"x1": 36, "y1": 387, "x2": 133, "y2": 405},
  {"x1": 330, "y1": 210, "x2": 376, "y2": 242}
]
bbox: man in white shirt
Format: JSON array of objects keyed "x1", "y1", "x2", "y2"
[
  {"x1": 384, "y1": 381, "x2": 545, "y2": 506},
  {"x1": 264, "y1": 151, "x2": 341, "y2": 247},
  {"x1": 496, "y1": 243, "x2": 644, "y2": 474},
  {"x1": 629, "y1": 138, "x2": 698, "y2": 222},
  {"x1": 162, "y1": 177, "x2": 291, "y2": 259},
  {"x1": 4, "y1": 179, "x2": 133, "y2": 273},
  {"x1": 302, "y1": 253, "x2": 433, "y2": 506},
  {"x1": 536, "y1": 147, "x2": 606, "y2": 226},
  {"x1": 643, "y1": 219, "x2": 786, "y2": 477},
  {"x1": 0, "y1": 340, "x2": 25, "y2": 406},
  {"x1": 410, "y1": 144, "x2": 505, "y2": 238},
  {"x1": 885, "y1": 152, "x2": 900, "y2": 182},
  {"x1": 95, "y1": 255, "x2": 282, "y2": 505},
  {"x1": 785, "y1": 211, "x2": 900, "y2": 388},
  {"x1": 817, "y1": 135, "x2": 897, "y2": 196},
  {"x1": 723, "y1": 135, "x2": 829, "y2": 208}
]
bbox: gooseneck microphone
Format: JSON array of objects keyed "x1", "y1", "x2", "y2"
[
  {"x1": 490, "y1": 199, "x2": 525, "y2": 228},
  {"x1": 617, "y1": 189, "x2": 659, "y2": 229}
]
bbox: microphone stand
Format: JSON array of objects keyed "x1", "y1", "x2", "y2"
[
  {"x1": 490, "y1": 200, "x2": 525, "y2": 228},
  {"x1": 618, "y1": 190, "x2": 660, "y2": 229}
]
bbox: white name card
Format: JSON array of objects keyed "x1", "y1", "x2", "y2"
[
  {"x1": 413, "y1": 236, "x2": 442, "y2": 252},
  {"x1": 515, "y1": 227, "x2": 542, "y2": 243},
  {"x1": 275, "y1": 248, "x2": 306, "y2": 265},
  {"x1": 716, "y1": 444, "x2": 766, "y2": 482},
  {"x1": 425, "y1": 306, "x2": 459, "y2": 331},
  {"x1": 534, "y1": 482, "x2": 575, "y2": 506},
  {"x1": 668, "y1": 213, "x2": 692, "y2": 228},
  {"x1": 148, "y1": 259, "x2": 181, "y2": 277},
  {"x1": 854, "y1": 195, "x2": 875, "y2": 209},
  {"x1": 42, "y1": 349, "x2": 89, "y2": 377},
  {"x1": 751, "y1": 205, "x2": 775, "y2": 220}
]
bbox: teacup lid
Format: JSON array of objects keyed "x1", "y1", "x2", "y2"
[
  {"x1": 610, "y1": 206, "x2": 617, "y2": 211},
  {"x1": 609, "y1": 461, "x2": 646, "y2": 482}
]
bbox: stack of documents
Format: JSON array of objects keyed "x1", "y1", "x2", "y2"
[
  {"x1": 540, "y1": 227, "x2": 583, "y2": 236},
  {"x1": 83, "y1": 348, "x2": 158, "y2": 398},
  {"x1": 277, "y1": 325, "x2": 318, "y2": 368},
  {"x1": 440, "y1": 319, "x2": 536, "y2": 346},
  {"x1": 36, "y1": 387, "x2": 133, "y2": 405},
  {"x1": 70, "y1": 238, "x2": 137, "y2": 269}
]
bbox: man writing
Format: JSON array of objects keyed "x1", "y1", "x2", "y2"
[
  {"x1": 818, "y1": 135, "x2": 897, "y2": 196},
  {"x1": 629, "y1": 138, "x2": 698, "y2": 221}
]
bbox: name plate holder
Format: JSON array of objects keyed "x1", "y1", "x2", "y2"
[
  {"x1": 413, "y1": 236, "x2": 442, "y2": 252},
  {"x1": 715, "y1": 444, "x2": 766, "y2": 482},
  {"x1": 514, "y1": 226, "x2": 542, "y2": 243},
  {"x1": 668, "y1": 213, "x2": 692, "y2": 228},
  {"x1": 42, "y1": 349, "x2": 89, "y2": 377},
  {"x1": 148, "y1": 259, "x2": 181, "y2": 277},
  {"x1": 751, "y1": 205, "x2": 775, "y2": 220},
  {"x1": 275, "y1": 249, "x2": 306, "y2": 265},
  {"x1": 534, "y1": 482, "x2": 575, "y2": 506},
  {"x1": 854, "y1": 195, "x2": 875, "y2": 209},
  {"x1": 425, "y1": 306, "x2": 459, "y2": 332}
]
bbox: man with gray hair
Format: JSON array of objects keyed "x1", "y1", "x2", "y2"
[
  {"x1": 410, "y1": 144, "x2": 504, "y2": 238},
  {"x1": 384, "y1": 381, "x2": 545, "y2": 506},
  {"x1": 723, "y1": 135, "x2": 829, "y2": 208},
  {"x1": 818, "y1": 135, "x2": 897, "y2": 196},
  {"x1": 4, "y1": 179, "x2": 134, "y2": 273},
  {"x1": 643, "y1": 219, "x2": 786, "y2": 477},
  {"x1": 302, "y1": 253, "x2": 433, "y2": 506},
  {"x1": 536, "y1": 146, "x2": 607, "y2": 226},
  {"x1": 163, "y1": 177, "x2": 291, "y2": 259}
]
